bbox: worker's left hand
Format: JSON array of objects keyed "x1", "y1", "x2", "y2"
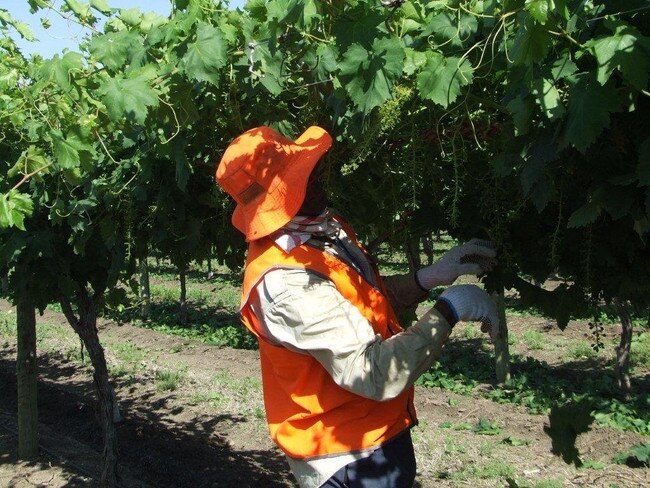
[{"x1": 416, "y1": 238, "x2": 497, "y2": 289}]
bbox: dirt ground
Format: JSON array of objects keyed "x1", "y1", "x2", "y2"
[{"x1": 0, "y1": 301, "x2": 649, "y2": 488}]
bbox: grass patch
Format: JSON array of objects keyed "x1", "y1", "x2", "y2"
[
  {"x1": 0, "y1": 314, "x2": 16, "y2": 337},
  {"x1": 522, "y1": 330, "x2": 545, "y2": 350},
  {"x1": 418, "y1": 344, "x2": 650, "y2": 436},
  {"x1": 631, "y1": 332, "x2": 650, "y2": 369},
  {"x1": 579, "y1": 459, "x2": 606, "y2": 470},
  {"x1": 155, "y1": 369, "x2": 185, "y2": 392},
  {"x1": 529, "y1": 479, "x2": 564, "y2": 488},
  {"x1": 212, "y1": 371, "x2": 261, "y2": 394},
  {"x1": 463, "y1": 324, "x2": 480, "y2": 339},
  {"x1": 109, "y1": 340, "x2": 148, "y2": 364},
  {"x1": 442, "y1": 435, "x2": 469, "y2": 455},
  {"x1": 451, "y1": 459, "x2": 514, "y2": 480},
  {"x1": 565, "y1": 340, "x2": 598, "y2": 360},
  {"x1": 137, "y1": 321, "x2": 257, "y2": 350},
  {"x1": 190, "y1": 391, "x2": 225, "y2": 407}
]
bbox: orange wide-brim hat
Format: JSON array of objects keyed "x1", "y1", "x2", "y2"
[{"x1": 215, "y1": 126, "x2": 333, "y2": 241}]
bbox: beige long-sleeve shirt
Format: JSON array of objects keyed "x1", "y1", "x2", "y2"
[{"x1": 248, "y1": 230, "x2": 452, "y2": 488}]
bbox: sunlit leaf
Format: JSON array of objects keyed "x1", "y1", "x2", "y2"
[
  {"x1": 97, "y1": 73, "x2": 159, "y2": 124},
  {"x1": 339, "y1": 37, "x2": 405, "y2": 115},
  {"x1": 416, "y1": 52, "x2": 473, "y2": 108},
  {"x1": 181, "y1": 23, "x2": 227, "y2": 85}
]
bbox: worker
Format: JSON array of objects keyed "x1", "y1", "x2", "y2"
[{"x1": 216, "y1": 125, "x2": 498, "y2": 488}]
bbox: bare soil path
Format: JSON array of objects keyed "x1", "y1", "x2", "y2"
[{"x1": 0, "y1": 300, "x2": 648, "y2": 487}]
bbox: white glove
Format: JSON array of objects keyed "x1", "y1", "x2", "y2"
[
  {"x1": 437, "y1": 284, "x2": 499, "y2": 340},
  {"x1": 416, "y1": 238, "x2": 496, "y2": 289}
]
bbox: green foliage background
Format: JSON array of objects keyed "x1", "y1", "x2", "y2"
[{"x1": 0, "y1": 0, "x2": 649, "y2": 323}]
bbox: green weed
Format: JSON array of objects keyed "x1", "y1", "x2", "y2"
[
  {"x1": 442, "y1": 435, "x2": 468, "y2": 455},
  {"x1": 47, "y1": 302, "x2": 63, "y2": 313},
  {"x1": 254, "y1": 407, "x2": 265, "y2": 420},
  {"x1": 531, "y1": 479, "x2": 564, "y2": 488},
  {"x1": 416, "y1": 362, "x2": 478, "y2": 394},
  {"x1": 109, "y1": 364, "x2": 138, "y2": 385},
  {"x1": 420, "y1": 348, "x2": 650, "y2": 435},
  {"x1": 522, "y1": 330, "x2": 545, "y2": 350},
  {"x1": 502, "y1": 436, "x2": 530, "y2": 446},
  {"x1": 212, "y1": 371, "x2": 261, "y2": 394},
  {"x1": 612, "y1": 441, "x2": 650, "y2": 467},
  {"x1": 205, "y1": 324, "x2": 257, "y2": 349},
  {"x1": 452, "y1": 459, "x2": 514, "y2": 480},
  {"x1": 631, "y1": 332, "x2": 650, "y2": 368},
  {"x1": 566, "y1": 341, "x2": 597, "y2": 360},
  {"x1": 155, "y1": 369, "x2": 185, "y2": 392},
  {"x1": 110, "y1": 340, "x2": 148, "y2": 364},
  {"x1": 190, "y1": 391, "x2": 225, "y2": 406},
  {"x1": 579, "y1": 459, "x2": 606, "y2": 470},
  {"x1": 473, "y1": 418, "x2": 501, "y2": 435},
  {"x1": 0, "y1": 314, "x2": 16, "y2": 336},
  {"x1": 478, "y1": 442, "x2": 494, "y2": 457},
  {"x1": 463, "y1": 324, "x2": 480, "y2": 339}
]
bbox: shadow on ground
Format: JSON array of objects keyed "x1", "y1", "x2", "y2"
[{"x1": 0, "y1": 352, "x2": 294, "y2": 488}]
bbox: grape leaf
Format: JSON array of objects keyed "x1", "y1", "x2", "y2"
[
  {"x1": 422, "y1": 11, "x2": 477, "y2": 45},
  {"x1": 522, "y1": 134, "x2": 557, "y2": 194},
  {"x1": 89, "y1": 30, "x2": 142, "y2": 70},
  {"x1": 245, "y1": 0, "x2": 266, "y2": 18},
  {"x1": 587, "y1": 20, "x2": 650, "y2": 90},
  {"x1": 507, "y1": 95, "x2": 533, "y2": 135},
  {"x1": 140, "y1": 12, "x2": 167, "y2": 33},
  {"x1": 563, "y1": 77, "x2": 620, "y2": 153},
  {"x1": 98, "y1": 73, "x2": 159, "y2": 124},
  {"x1": 90, "y1": 0, "x2": 111, "y2": 15},
  {"x1": 267, "y1": 0, "x2": 319, "y2": 29},
  {"x1": 181, "y1": 23, "x2": 227, "y2": 86},
  {"x1": 0, "y1": 191, "x2": 34, "y2": 231},
  {"x1": 416, "y1": 53, "x2": 473, "y2": 108},
  {"x1": 531, "y1": 77, "x2": 565, "y2": 119},
  {"x1": 567, "y1": 201, "x2": 602, "y2": 228},
  {"x1": 332, "y1": 8, "x2": 384, "y2": 50},
  {"x1": 339, "y1": 37, "x2": 405, "y2": 115},
  {"x1": 39, "y1": 51, "x2": 83, "y2": 92},
  {"x1": 511, "y1": 14, "x2": 551, "y2": 65},
  {"x1": 0, "y1": 10, "x2": 37, "y2": 41},
  {"x1": 8, "y1": 146, "x2": 50, "y2": 179},
  {"x1": 403, "y1": 48, "x2": 427, "y2": 76},
  {"x1": 638, "y1": 138, "x2": 650, "y2": 187},
  {"x1": 250, "y1": 43, "x2": 283, "y2": 95},
  {"x1": 119, "y1": 8, "x2": 142, "y2": 27},
  {"x1": 64, "y1": 0, "x2": 90, "y2": 19},
  {"x1": 551, "y1": 52, "x2": 577, "y2": 81},
  {"x1": 51, "y1": 129, "x2": 87, "y2": 169},
  {"x1": 525, "y1": 0, "x2": 555, "y2": 24}
]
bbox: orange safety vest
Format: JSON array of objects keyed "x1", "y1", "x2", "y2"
[{"x1": 240, "y1": 221, "x2": 417, "y2": 460}]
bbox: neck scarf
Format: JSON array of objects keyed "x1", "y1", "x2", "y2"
[
  {"x1": 271, "y1": 210, "x2": 378, "y2": 287},
  {"x1": 272, "y1": 209, "x2": 341, "y2": 253}
]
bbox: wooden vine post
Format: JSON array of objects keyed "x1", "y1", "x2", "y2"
[
  {"x1": 139, "y1": 256, "x2": 151, "y2": 320},
  {"x1": 16, "y1": 276, "x2": 38, "y2": 459},
  {"x1": 492, "y1": 290, "x2": 510, "y2": 384}
]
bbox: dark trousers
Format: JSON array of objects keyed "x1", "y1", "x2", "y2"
[{"x1": 322, "y1": 429, "x2": 416, "y2": 488}]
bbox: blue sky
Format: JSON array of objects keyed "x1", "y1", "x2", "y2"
[{"x1": 6, "y1": 0, "x2": 246, "y2": 58}]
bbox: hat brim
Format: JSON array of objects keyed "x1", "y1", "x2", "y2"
[{"x1": 232, "y1": 126, "x2": 332, "y2": 241}]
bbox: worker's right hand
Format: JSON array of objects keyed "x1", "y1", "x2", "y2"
[
  {"x1": 416, "y1": 238, "x2": 497, "y2": 289},
  {"x1": 436, "y1": 284, "x2": 499, "y2": 340}
]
